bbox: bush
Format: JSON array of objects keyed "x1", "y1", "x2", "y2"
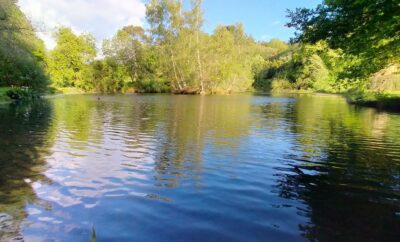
[
  {"x1": 6, "y1": 87, "x2": 40, "y2": 101},
  {"x1": 136, "y1": 78, "x2": 170, "y2": 93},
  {"x1": 271, "y1": 79, "x2": 294, "y2": 92}
]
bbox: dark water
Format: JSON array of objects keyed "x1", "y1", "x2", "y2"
[{"x1": 0, "y1": 94, "x2": 399, "y2": 242}]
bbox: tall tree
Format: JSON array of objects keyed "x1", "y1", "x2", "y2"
[
  {"x1": 103, "y1": 25, "x2": 148, "y2": 84},
  {"x1": 47, "y1": 27, "x2": 96, "y2": 89},
  {"x1": 207, "y1": 24, "x2": 257, "y2": 93},
  {"x1": 146, "y1": 0, "x2": 187, "y2": 92},
  {"x1": 188, "y1": 0, "x2": 205, "y2": 94},
  {"x1": 0, "y1": 0, "x2": 48, "y2": 91}
]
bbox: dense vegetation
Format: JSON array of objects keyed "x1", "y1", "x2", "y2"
[
  {"x1": 0, "y1": 0, "x2": 47, "y2": 92},
  {"x1": 288, "y1": 0, "x2": 399, "y2": 78},
  {"x1": 46, "y1": 0, "x2": 269, "y2": 94},
  {"x1": 0, "y1": 0, "x2": 399, "y2": 104},
  {"x1": 284, "y1": 0, "x2": 400, "y2": 108}
]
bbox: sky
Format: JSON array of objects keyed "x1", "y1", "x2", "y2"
[{"x1": 18, "y1": 0, "x2": 321, "y2": 49}]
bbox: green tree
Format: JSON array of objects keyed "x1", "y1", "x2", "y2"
[
  {"x1": 102, "y1": 25, "x2": 169, "y2": 93},
  {"x1": 253, "y1": 41, "x2": 349, "y2": 93},
  {"x1": 206, "y1": 24, "x2": 257, "y2": 93},
  {"x1": 88, "y1": 59, "x2": 128, "y2": 93},
  {"x1": 287, "y1": 0, "x2": 400, "y2": 77},
  {"x1": 186, "y1": 0, "x2": 205, "y2": 93},
  {"x1": 47, "y1": 27, "x2": 96, "y2": 89},
  {"x1": 0, "y1": 0, "x2": 48, "y2": 91},
  {"x1": 262, "y1": 39, "x2": 289, "y2": 55},
  {"x1": 146, "y1": 0, "x2": 187, "y2": 92},
  {"x1": 103, "y1": 26, "x2": 147, "y2": 84}
]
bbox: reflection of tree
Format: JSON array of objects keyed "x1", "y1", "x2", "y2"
[
  {"x1": 153, "y1": 95, "x2": 253, "y2": 188},
  {"x1": 275, "y1": 95, "x2": 400, "y2": 241},
  {"x1": 0, "y1": 101, "x2": 53, "y2": 240},
  {"x1": 152, "y1": 96, "x2": 206, "y2": 188},
  {"x1": 52, "y1": 96, "x2": 98, "y2": 143}
]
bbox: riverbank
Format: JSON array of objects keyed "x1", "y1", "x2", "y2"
[
  {"x1": 264, "y1": 89, "x2": 400, "y2": 112},
  {"x1": 265, "y1": 87, "x2": 400, "y2": 112},
  {"x1": 2, "y1": 85, "x2": 400, "y2": 112},
  {"x1": 345, "y1": 90, "x2": 400, "y2": 111}
]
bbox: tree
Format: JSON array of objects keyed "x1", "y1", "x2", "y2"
[
  {"x1": 206, "y1": 23, "x2": 259, "y2": 93},
  {"x1": 146, "y1": 0, "x2": 187, "y2": 92},
  {"x1": 88, "y1": 59, "x2": 127, "y2": 93},
  {"x1": 103, "y1": 25, "x2": 148, "y2": 84},
  {"x1": 145, "y1": 0, "x2": 261, "y2": 94},
  {"x1": 287, "y1": 0, "x2": 400, "y2": 77},
  {"x1": 186, "y1": 0, "x2": 205, "y2": 94},
  {"x1": 261, "y1": 39, "x2": 289, "y2": 56},
  {"x1": 0, "y1": 0, "x2": 48, "y2": 91},
  {"x1": 253, "y1": 41, "x2": 350, "y2": 92},
  {"x1": 47, "y1": 27, "x2": 96, "y2": 89}
]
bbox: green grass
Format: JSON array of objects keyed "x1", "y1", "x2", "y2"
[
  {"x1": 0, "y1": 87, "x2": 11, "y2": 102},
  {"x1": 346, "y1": 90, "x2": 400, "y2": 111}
]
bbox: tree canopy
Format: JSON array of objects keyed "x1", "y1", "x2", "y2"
[
  {"x1": 47, "y1": 27, "x2": 96, "y2": 89},
  {"x1": 1, "y1": 0, "x2": 399, "y2": 97},
  {"x1": 0, "y1": 0, "x2": 48, "y2": 91},
  {"x1": 287, "y1": 0, "x2": 400, "y2": 76}
]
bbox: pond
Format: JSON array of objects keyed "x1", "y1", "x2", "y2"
[{"x1": 0, "y1": 94, "x2": 399, "y2": 241}]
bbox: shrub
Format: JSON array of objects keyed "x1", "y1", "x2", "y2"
[
  {"x1": 136, "y1": 78, "x2": 170, "y2": 93},
  {"x1": 6, "y1": 87, "x2": 40, "y2": 101},
  {"x1": 271, "y1": 79, "x2": 294, "y2": 92}
]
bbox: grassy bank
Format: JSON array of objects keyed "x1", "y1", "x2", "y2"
[
  {"x1": 345, "y1": 90, "x2": 400, "y2": 111},
  {"x1": 0, "y1": 87, "x2": 11, "y2": 103},
  {"x1": 259, "y1": 81, "x2": 400, "y2": 112}
]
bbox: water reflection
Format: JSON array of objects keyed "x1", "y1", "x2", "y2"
[
  {"x1": 0, "y1": 94, "x2": 399, "y2": 241},
  {"x1": 274, "y1": 95, "x2": 400, "y2": 241},
  {"x1": 0, "y1": 101, "x2": 53, "y2": 240}
]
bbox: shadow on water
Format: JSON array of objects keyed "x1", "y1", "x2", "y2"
[
  {"x1": 273, "y1": 95, "x2": 400, "y2": 241},
  {"x1": 0, "y1": 100, "x2": 53, "y2": 240}
]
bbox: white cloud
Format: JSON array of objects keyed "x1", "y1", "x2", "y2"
[
  {"x1": 18, "y1": 0, "x2": 146, "y2": 49},
  {"x1": 271, "y1": 20, "x2": 281, "y2": 26}
]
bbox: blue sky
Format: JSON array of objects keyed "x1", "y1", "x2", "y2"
[
  {"x1": 202, "y1": 0, "x2": 321, "y2": 41},
  {"x1": 19, "y1": 0, "x2": 321, "y2": 49}
]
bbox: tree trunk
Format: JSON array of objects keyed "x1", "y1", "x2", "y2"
[
  {"x1": 171, "y1": 52, "x2": 183, "y2": 91},
  {"x1": 195, "y1": 0, "x2": 205, "y2": 95}
]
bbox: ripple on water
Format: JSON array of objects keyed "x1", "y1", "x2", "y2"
[{"x1": 0, "y1": 94, "x2": 399, "y2": 241}]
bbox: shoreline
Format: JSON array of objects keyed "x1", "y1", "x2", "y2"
[{"x1": 2, "y1": 88, "x2": 399, "y2": 112}]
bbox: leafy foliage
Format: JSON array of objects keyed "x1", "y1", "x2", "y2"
[
  {"x1": 3, "y1": 0, "x2": 398, "y2": 100},
  {"x1": 254, "y1": 41, "x2": 349, "y2": 93},
  {"x1": 145, "y1": 0, "x2": 264, "y2": 94},
  {"x1": 287, "y1": 0, "x2": 400, "y2": 78},
  {"x1": 47, "y1": 27, "x2": 96, "y2": 90},
  {"x1": 6, "y1": 87, "x2": 40, "y2": 100},
  {"x1": 0, "y1": 0, "x2": 48, "y2": 91}
]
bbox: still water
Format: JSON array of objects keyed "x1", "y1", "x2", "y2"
[{"x1": 0, "y1": 94, "x2": 399, "y2": 241}]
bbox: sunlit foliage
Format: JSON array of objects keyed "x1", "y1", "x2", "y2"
[{"x1": 0, "y1": 0, "x2": 48, "y2": 91}]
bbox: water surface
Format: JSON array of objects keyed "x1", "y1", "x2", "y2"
[{"x1": 0, "y1": 94, "x2": 399, "y2": 241}]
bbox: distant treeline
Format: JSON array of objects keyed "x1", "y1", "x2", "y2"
[{"x1": 0, "y1": 0, "x2": 399, "y2": 95}]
